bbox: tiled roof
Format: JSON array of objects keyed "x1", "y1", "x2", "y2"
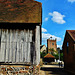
[
  {"x1": 44, "y1": 53, "x2": 55, "y2": 58},
  {"x1": 0, "y1": 0, "x2": 42, "y2": 23},
  {"x1": 67, "y1": 30, "x2": 75, "y2": 41}
]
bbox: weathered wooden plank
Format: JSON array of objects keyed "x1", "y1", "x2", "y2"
[
  {"x1": 24, "y1": 29, "x2": 26, "y2": 42},
  {"x1": 15, "y1": 30, "x2": 18, "y2": 62},
  {"x1": 0, "y1": 29, "x2": 1, "y2": 61},
  {"x1": 7, "y1": 30, "x2": 10, "y2": 62},
  {"x1": 26, "y1": 30, "x2": 29, "y2": 42},
  {"x1": 28, "y1": 30, "x2": 33, "y2": 63},
  {"x1": 8, "y1": 29, "x2": 10, "y2": 62},
  {"x1": 33, "y1": 43, "x2": 36, "y2": 65},
  {"x1": 7, "y1": 29, "x2": 11, "y2": 62},
  {"x1": 37, "y1": 26, "x2": 40, "y2": 65},
  {"x1": 35, "y1": 26, "x2": 40, "y2": 65},
  {"x1": 24, "y1": 29, "x2": 29, "y2": 62},
  {"x1": 16, "y1": 30, "x2": 20, "y2": 62},
  {"x1": 23, "y1": 29, "x2": 30, "y2": 63},
  {"x1": 5, "y1": 29, "x2": 9, "y2": 62},
  {"x1": 2, "y1": 29, "x2": 6, "y2": 42},
  {"x1": 21, "y1": 42, "x2": 24, "y2": 62},
  {"x1": 30, "y1": 42, "x2": 33, "y2": 64},
  {"x1": 27, "y1": 42, "x2": 31, "y2": 62},
  {"x1": 19, "y1": 43, "x2": 22, "y2": 62},
  {"x1": 23, "y1": 29, "x2": 26, "y2": 62},
  {"x1": 19, "y1": 31, "x2": 22, "y2": 62},
  {"x1": 26, "y1": 29, "x2": 29, "y2": 62},
  {"x1": 12, "y1": 30, "x2": 16, "y2": 62},
  {"x1": 0, "y1": 29, "x2": 1, "y2": 48},
  {"x1": 21, "y1": 30, "x2": 24, "y2": 62},
  {"x1": 0, "y1": 29, "x2": 5, "y2": 62},
  {"x1": 28, "y1": 29, "x2": 29, "y2": 42},
  {"x1": 22, "y1": 30, "x2": 25, "y2": 62},
  {"x1": 9, "y1": 30, "x2": 13, "y2": 62},
  {"x1": 28, "y1": 29, "x2": 30, "y2": 62},
  {"x1": 11, "y1": 42, "x2": 13, "y2": 62},
  {"x1": 1, "y1": 43, "x2": 5, "y2": 62},
  {"x1": 0, "y1": 29, "x2": 6, "y2": 62},
  {"x1": 4, "y1": 30, "x2": 6, "y2": 62},
  {"x1": 24, "y1": 42, "x2": 27, "y2": 62},
  {"x1": 29, "y1": 30, "x2": 32, "y2": 42},
  {"x1": 16, "y1": 42, "x2": 20, "y2": 62},
  {"x1": 23, "y1": 43, "x2": 25, "y2": 62}
]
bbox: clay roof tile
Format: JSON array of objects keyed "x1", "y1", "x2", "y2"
[
  {"x1": 44, "y1": 53, "x2": 55, "y2": 58},
  {"x1": 0, "y1": 0, "x2": 42, "y2": 23}
]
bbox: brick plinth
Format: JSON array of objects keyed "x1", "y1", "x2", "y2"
[{"x1": 0, "y1": 65, "x2": 40, "y2": 75}]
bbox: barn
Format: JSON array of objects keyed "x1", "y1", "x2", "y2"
[{"x1": 0, "y1": 0, "x2": 42, "y2": 65}]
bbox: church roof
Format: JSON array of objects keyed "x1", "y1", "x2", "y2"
[
  {"x1": 44, "y1": 53, "x2": 55, "y2": 58},
  {"x1": 67, "y1": 30, "x2": 75, "y2": 41},
  {"x1": 0, "y1": 0, "x2": 42, "y2": 23}
]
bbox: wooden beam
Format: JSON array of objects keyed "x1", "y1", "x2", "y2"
[{"x1": 35, "y1": 26, "x2": 40, "y2": 65}]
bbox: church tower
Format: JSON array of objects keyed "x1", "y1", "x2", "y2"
[{"x1": 47, "y1": 37, "x2": 57, "y2": 53}]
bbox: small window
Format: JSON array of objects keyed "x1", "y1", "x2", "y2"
[
  {"x1": 67, "y1": 42, "x2": 69, "y2": 54},
  {"x1": 52, "y1": 43, "x2": 54, "y2": 45},
  {"x1": 67, "y1": 42, "x2": 69, "y2": 47}
]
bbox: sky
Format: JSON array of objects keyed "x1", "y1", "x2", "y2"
[{"x1": 35, "y1": 0, "x2": 75, "y2": 49}]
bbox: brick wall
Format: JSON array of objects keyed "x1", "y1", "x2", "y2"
[
  {"x1": 0, "y1": 65, "x2": 40, "y2": 75},
  {"x1": 47, "y1": 39, "x2": 57, "y2": 53}
]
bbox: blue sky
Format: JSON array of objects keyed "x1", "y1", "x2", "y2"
[{"x1": 36, "y1": 0, "x2": 75, "y2": 48}]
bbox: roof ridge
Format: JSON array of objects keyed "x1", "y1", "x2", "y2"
[
  {"x1": 67, "y1": 30, "x2": 75, "y2": 41},
  {"x1": 44, "y1": 53, "x2": 55, "y2": 58}
]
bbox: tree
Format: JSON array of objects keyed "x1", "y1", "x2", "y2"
[
  {"x1": 40, "y1": 52, "x2": 47, "y2": 58},
  {"x1": 53, "y1": 53, "x2": 59, "y2": 60},
  {"x1": 48, "y1": 48, "x2": 58, "y2": 55},
  {"x1": 57, "y1": 47, "x2": 63, "y2": 61},
  {"x1": 48, "y1": 48, "x2": 54, "y2": 55},
  {"x1": 60, "y1": 53, "x2": 63, "y2": 61}
]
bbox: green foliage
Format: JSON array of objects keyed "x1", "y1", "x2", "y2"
[
  {"x1": 48, "y1": 48, "x2": 58, "y2": 55},
  {"x1": 53, "y1": 47, "x2": 63, "y2": 61},
  {"x1": 40, "y1": 52, "x2": 47, "y2": 58},
  {"x1": 53, "y1": 52, "x2": 63, "y2": 61},
  {"x1": 53, "y1": 53, "x2": 59, "y2": 60},
  {"x1": 48, "y1": 48, "x2": 55, "y2": 55},
  {"x1": 60, "y1": 53, "x2": 63, "y2": 61}
]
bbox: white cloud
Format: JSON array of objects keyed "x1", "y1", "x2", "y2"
[
  {"x1": 42, "y1": 28, "x2": 47, "y2": 32},
  {"x1": 42, "y1": 28, "x2": 62, "y2": 47},
  {"x1": 45, "y1": 17, "x2": 48, "y2": 21},
  {"x1": 68, "y1": 0, "x2": 75, "y2": 3},
  {"x1": 42, "y1": 33, "x2": 61, "y2": 42},
  {"x1": 49, "y1": 11, "x2": 66, "y2": 24},
  {"x1": 57, "y1": 45, "x2": 62, "y2": 48}
]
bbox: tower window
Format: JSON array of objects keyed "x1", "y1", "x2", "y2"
[{"x1": 52, "y1": 43, "x2": 54, "y2": 45}]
